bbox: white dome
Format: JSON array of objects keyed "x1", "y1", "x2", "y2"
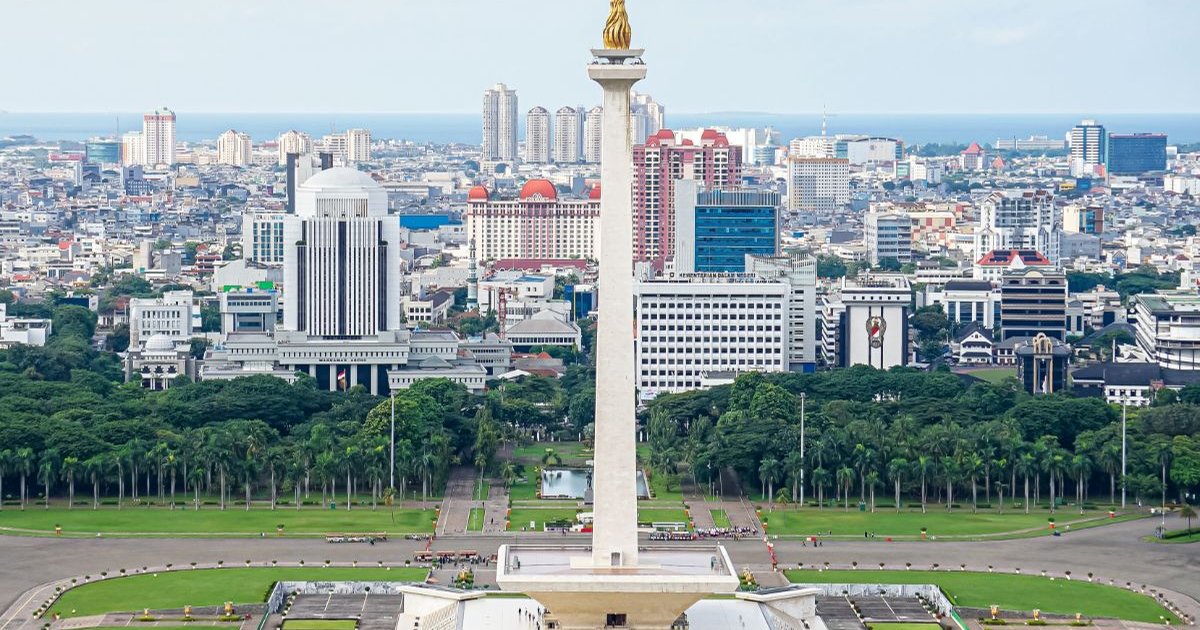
[
  {"x1": 144, "y1": 334, "x2": 175, "y2": 352},
  {"x1": 300, "y1": 167, "x2": 381, "y2": 192}
]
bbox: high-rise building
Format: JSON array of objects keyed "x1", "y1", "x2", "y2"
[
  {"x1": 142, "y1": 107, "x2": 176, "y2": 167},
  {"x1": 525, "y1": 107, "x2": 551, "y2": 164},
  {"x1": 973, "y1": 189, "x2": 1062, "y2": 264},
  {"x1": 864, "y1": 211, "x2": 913, "y2": 266},
  {"x1": 1133, "y1": 291, "x2": 1200, "y2": 371},
  {"x1": 85, "y1": 138, "x2": 121, "y2": 165},
  {"x1": 1063, "y1": 204, "x2": 1104, "y2": 235},
  {"x1": 482, "y1": 83, "x2": 518, "y2": 161},
  {"x1": 242, "y1": 211, "x2": 287, "y2": 265},
  {"x1": 630, "y1": 91, "x2": 665, "y2": 144},
  {"x1": 553, "y1": 106, "x2": 582, "y2": 163},
  {"x1": 838, "y1": 274, "x2": 912, "y2": 369},
  {"x1": 584, "y1": 106, "x2": 603, "y2": 163},
  {"x1": 673, "y1": 181, "x2": 779, "y2": 274},
  {"x1": 1000, "y1": 268, "x2": 1068, "y2": 341},
  {"x1": 344, "y1": 128, "x2": 372, "y2": 163},
  {"x1": 216, "y1": 129, "x2": 252, "y2": 167},
  {"x1": 128, "y1": 291, "x2": 200, "y2": 348},
  {"x1": 282, "y1": 167, "x2": 402, "y2": 337},
  {"x1": 634, "y1": 276, "x2": 789, "y2": 397},
  {"x1": 633, "y1": 129, "x2": 742, "y2": 269},
  {"x1": 1069, "y1": 119, "x2": 1107, "y2": 172},
  {"x1": 745, "y1": 254, "x2": 819, "y2": 373},
  {"x1": 1107, "y1": 133, "x2": 1168, "y2": 175},
  {"x1": 120, "y1": 131, "x2": 145, "y2": 167},
  {"x1": 465, "y1": 181, "x2": 599, "y2": 261},
  {"x1": 277, "y1": 130, "x2": 313, "y2": 165},
  {"x1": 786, "y1": 157, "x2": 849, "y2": 213},
  {"x1": 319, "y1": 132, "x2": 347, "y2": 160}
]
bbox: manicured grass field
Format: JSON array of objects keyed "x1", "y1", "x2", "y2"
[
  {"x1": 473, "y1": 481, "x2": 490, "y2": 501},
  {"x1": 507, "y1": 508, "x2": 580, "y2": 531},
  {"x1": 508, "y1": 477, "x2": 539, "y2": 501},
  {"x1": 467, "y1": 508, "x2": 485, "y2": 532},
  {"x1": 759, "y1": 508, "x2": 1112, "y2": 538},
  {"x1": 785, "y1": 570, "x2": 1178, "y2": 623},
  {"x1": 867, "y1": 624, "x2": 941, "y2": 630},
  {"x1": 638, "y1": 508, "x2": 689, "y2": 525},
  {"x1": 646, "y1": 470, "x2": 684, "y2": 502},
  {"x1": 0, "y1": 507, "x2": 437, "y2": 537},
  {"x1": 282, "y1": 621, "x2": 358, "y2": 630},
  {"x1": 710, "y1": 509, "x2": 732, "y2": 528},
  {"x1": 512, "y1": 442, "x2": 591, "y2": 466},
  {"x1": 961, "y1": 368, "x2": 1018, "y2": 384},
  {"x1": 48, "y1": 567, "x2": 429, "y2": 618}
]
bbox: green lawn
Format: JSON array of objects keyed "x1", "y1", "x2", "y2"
[
  {"x1": 0, "y1": 507, "x2": 436, "y2": 537},
  {"x1": 785, "y1": 570, "x2": 1177, "y2": 623},
  {"x1": 508, "y1": 477, "x2": 540, "y2": 501},
  {"x1": 467, "y1": 508, "x2": 485, "y2": 532},
  {"x1": 646, "y1": 470, "x2": 684, "y2": 502},
  {"x1": 962, "y1": 368, "x2": 1017, "y2": 384},
  {"x1": 711, "y1": 509, "x2": 732, "y2": 529},
  {"x1": 867, "y1": 624, "x2": 941, "y2": 630},
  {"x1": 48, "y1": 567, "x2": 428, "y2": 618},
  {"x1": 473, "y1": 481, "x2": 491, "y2": 501},
  {"x1": 513, "y1": 442, "x2": 591, "y2": 466},
  {"x1": 508, "y1": 508, "x2": 580, "y2": 531},
  {"x1": 282, "y1": 621, "x2": 358, "y2": 630},
  {"x1": 759, "y1": 508, "x2": 1112, "y2": 538},
  {"x1": 638, "y1": 508, "x2": 689, "y2": 525}
]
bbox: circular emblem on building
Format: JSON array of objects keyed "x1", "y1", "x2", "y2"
[{"x1": 866, "y1": 316, "x2": 886, "y2": 348}]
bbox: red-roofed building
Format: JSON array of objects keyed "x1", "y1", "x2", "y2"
[
  {"x1": 973, "y1": 248, "x2": 1052, "y2": 282},
  {"x1": 466, "y1": 180, "x2": 599, "y2": 262},
  {"x1": 633, "y1": 129, "x2": 742, "y2": 269},
  {"x1": 960, "y1": 142, "x2": 987, "y2": 171}
]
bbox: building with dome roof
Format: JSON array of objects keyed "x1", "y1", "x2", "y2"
[
  {"x1": 124, "y1": 333, "x2": 197, "y2": 390},
  {"x1": 466, "y1": 180, "x2": 600, "y2": 262}
]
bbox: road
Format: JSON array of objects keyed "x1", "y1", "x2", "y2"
[{"x1": 2, "y1": 517, "x2": 1197, "y2": 626}]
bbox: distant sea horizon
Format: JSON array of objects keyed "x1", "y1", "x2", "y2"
[{"x1": 3, "y1": 112, "x2": 1199, "y2": 146}]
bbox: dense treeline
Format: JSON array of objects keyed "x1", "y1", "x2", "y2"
[
  {"x1": 0, "y1": 304, "x2": 595, "y2": 509},
  {"x1": 643, "y1": 368, "x2": 1200, "y2": 512}
]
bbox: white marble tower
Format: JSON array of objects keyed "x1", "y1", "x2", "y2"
[{"x1": 587, "y1": 48, "x2": 646, "y2": 569}]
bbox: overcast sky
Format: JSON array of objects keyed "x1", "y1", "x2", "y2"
[{"x1": 3, "y1": 0, "x2": 1197, "y2": 114}]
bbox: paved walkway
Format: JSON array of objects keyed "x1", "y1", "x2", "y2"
[
  {"x1": 438, "y1": 466, "x2": 478, "y2": 535},
  {"x1": 481, "y1": 483, "x2": 509, "y2": 533}
]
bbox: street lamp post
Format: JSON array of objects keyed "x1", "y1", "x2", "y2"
[
  {"x1": 799, "y1": 392, "x2": 807, "y2": 507},
  {"x1": 390, "y1": 392, "x2": 396, "y2": 490},
  {"x1": 1121, "y1": 396, "x2": 1127, "y2": 510}
]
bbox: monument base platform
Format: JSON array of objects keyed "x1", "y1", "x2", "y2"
[{"x1": 496, "y1": 544, "x2": 740, "y2": 629}]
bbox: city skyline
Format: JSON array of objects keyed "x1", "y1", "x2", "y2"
[{"x1": 2, "y1": 0, "x2": 1198, "y2": 115}]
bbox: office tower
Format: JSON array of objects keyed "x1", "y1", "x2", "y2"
[
  {"x1": 482, "y1": 82, "x2": 518, "y2": 160},
  {"x1": 216, "y1": 129, "x2": 252, "y2": 166},
  {"x1": 1063, "y1": 204, "x2": 1104, "y2": 234},
  {"x1": 838, "y1": 274, "x2": 912, "y2": 369},
  {"x1": 789, "y1": 136, "x2": 835, "y2": 158},
  {"x1": 1069, "y1": 119, "x2": 1107, "y2": 169},
  {"x1": 142, "y1": 107, "x2": 176, "y2": 167},
  {"x1": 121, "y1": 131, "x2": 145, "y2": 166},
  {"x1": 285, "y1": 153, "x2": 315, "y2": 213},
  {"x1": 345, "y1": 128, "x2": 372, "y2": 163},
  {"x1": 864, "y1": 210, "x2": 913, "y2": 266},
  {"x1": 283, "y1": 167, "x2": 401, "y2": 335},
  {"x1": 84, "y1": 138, "x2": 121, "y2": 165},
  {"x1": 553, "y1": 106, "x2": 582, "y2": 163},
  {"x1": 634, "y1": 276, "x2": 789, "y2": 396},
  {"x1": 1133, "y1": 291, "x2": 1200, "y2": 370},
  {"x1": 633, "y1": 129, "x2": 742, "y2": 269},
  {"x1": 277, "y1": 130, "x2": 313, "y2": 165},
  {"x1": 973, "y1": 189, "x2": 1062, "y2": 264},
  {"x1": 525, "y1": 107, "x2": 551, "y2": 164},
  {"x1": 583, "y1": 106, "x2": 603, "y2": 163},
  {"x1": 746, "y1": 254, "x2": 820, "y2": 372},
  {"x1": 1000, "y1": 268, "x2": 1068, "y2": 341},
  {"x1": 672, "y1": 180, "x2": 780, "y2": 274},
  {"x1": 242, "y1": 211, "x2": 287, "y2": 265},
  {"x1": 1107, "y1": 133, "x2": 1168, "y2": 175},
  {"x1": 786, "y1": 157, "x2": 849, "y2": 213},
  {"x1": 128, "y1": 291, "x2": 199, "y2": 348},
  {"x1": 466, "y1": 181, "x2": 599, "y2": 261},
  {"x1": 319, "y1": 132, "x2": 347, "y2": 160},
  {"x1": 629, "y1": 91, "x2": 664, "y2": 144}
]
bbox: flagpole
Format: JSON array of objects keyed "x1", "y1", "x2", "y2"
[{"x1": 390, "y1": 391, "x2": 396, "y2": 490}]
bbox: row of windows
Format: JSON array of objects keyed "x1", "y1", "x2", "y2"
[
  {"x1": 641, "y1": 337, "x2": 782, "y2": 346},
  {"x1": 641, "y1": 324, "x2": 780, "y2": 332}
]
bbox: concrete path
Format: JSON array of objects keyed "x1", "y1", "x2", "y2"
[
  {"x1": 438, "y1": 466, "x2": 477, "y2": 535},
  {"x1": 481, "y1": 483, "x2": 509, "y2": 533}
]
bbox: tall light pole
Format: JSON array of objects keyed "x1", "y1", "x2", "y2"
[
  {"x1": 1121, "y1": 396, "x2": 1127, "y2": 509},
  {"x1": 799, "y1": 392, "x2": 807, "y2": 507},
  {"x1": 390, "y1": 391, "x2": 396, "y2": 490}
]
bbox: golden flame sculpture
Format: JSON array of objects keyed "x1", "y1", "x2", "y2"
[{"x1": 603, "y1": 0, "x2": 631, "y2": 49}]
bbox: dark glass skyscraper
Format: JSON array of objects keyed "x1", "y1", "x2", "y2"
[
  {"x1": 1107, "y1": 133, "x2": 1168, "y2": 174},
  {"x1": 673, "y1": 184, "x2": 780, "y2": 274}
]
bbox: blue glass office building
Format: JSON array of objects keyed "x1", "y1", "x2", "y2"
[
  {"x1": 84, "y1": 140, "x2": 120, "y2": 165},
  {"x1": 691, "y1": 189, "x2": 780, "y2": 273},
  {"x1": 1107, "y1": 133, "x2": 1167, "y2": 175}
]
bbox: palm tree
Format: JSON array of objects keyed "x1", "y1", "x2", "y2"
[
  {"x1": 38, "y1": 450, "x2": 60, "y2": 509},
  {"x1": 60, "y1": 457, "x2": 80, "y2": 509},
  {"x1": 993, "y1": 458, "x2": 1009, "y2": 513},
  {"x1": 1071, "y1": 454, "x2": 1093, "y2": 514},
  {"x1": 916, "y1": 455, "x2": 934, "y2": 514},
  {"x1": 113, "y1": 445, "x2": 127, "y2": 510},
  {"x1": 888, "y1": 458, "x2": 909, "y2": 514},
  {"x1": 15, "y1": 447, "x2": 34, "y2": 510},
  {"x1": 1096, "y1": 443, "x2": 1121, "y2": 507},
  {"x1": 940, "y1": 456, "x2": 960, "y2": 512},
  {"x1": 836, "y1": 466, "x2": 854, "y2": 511},
  {"x1": 500, "y1": 462, "x2": 518, "y2": 490},
  {"x1": 865, "y1": 471, "x2": 881, "y2": 512},
  {"x1": 1180, "y1": 504, "x2": 1197, "y2": 531},
  {"x1": 784, "y1": 450, "x2": 804, "y2": 504},
  {"x1": 83, "y1": 455, "x2": 107, "y2": 510},
  {"x1": 811, "y1": 467, "x2": 830, "y2": 510},
  {"x1": 1045, "y1": 449, "x2": 1069, "y2": 514},
  {"x1": 852, "y1": 443, "x2": 874, "y2": 503},
  {"x1": 0, "y1": 449, "x2": 11, "y2": 511},
  {"x1": 964, "y1": 453, "x2": 984, "y2": 513},
  {"x1": 188, "y1": 465, "x2": 205, "y2": 510},
  {"x1": 1017, "y1": 452, "x2": 1037, "y2": 514},
  {"x1": 759, "y1": 457, "x2": 782, "y2": 512}
]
